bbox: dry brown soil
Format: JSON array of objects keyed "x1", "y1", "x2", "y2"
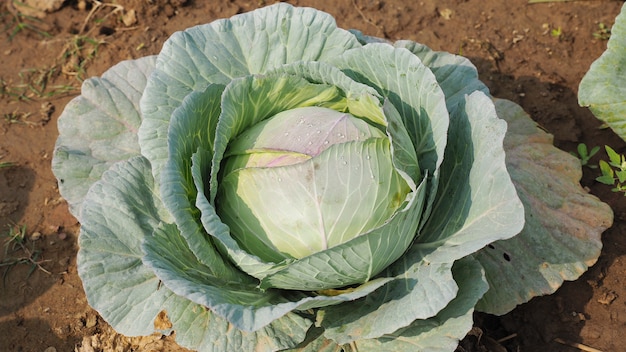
[{"x1": 1, "y1": 0, "x2": 625, "y2": 351}]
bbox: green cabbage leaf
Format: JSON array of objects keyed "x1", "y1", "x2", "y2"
[{"x1": 579, "y1": 3, "x2": 626, "y2": 141}]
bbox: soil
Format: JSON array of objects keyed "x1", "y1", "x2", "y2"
[{"x1": 0, "y1": 0, "x2": 625, "y2": 351}]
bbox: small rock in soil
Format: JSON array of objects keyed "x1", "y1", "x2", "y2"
[
  {"x1": 122, "y1": 9, "x2": 138, "y2": 27},
  {"x1": 9, "y1": 0, "x2": 65, "y2": 18},
  {"x1": 597, "y1": 289, "x2": 618, "y2": 305},
  {"x1": 40, "y1": 102, "x2": 54, "y2": 124},
  {"x1": 85, "y1": 314, "x2": 97, "y2": 328}
]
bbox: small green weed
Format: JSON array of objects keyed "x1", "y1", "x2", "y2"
[
  {"x1": 550, "y1": 26, "x2": 563, "y2": 38},
  {"x1": 572, "y1": 143, "x2": 600, "y2": 168},
  {"x1": 596, "y1": 146, "x2": 626, "y2": 195},
  {"x1": 1, "y1": 67, "x2": 76, "y2": 102},
  {"x1": 0, "y1": 77, "x2": 27, "y2": 101},
  {"x1": 2, "y1": 3, "x2": 52, "y2": 40},
  {"x1": 3, "y1": 111, "x2": 32, "y2": 125},
  {"x1": 60, "y1": 35, "x2": 105, "y2": 80},
  {"x1": 1, "y1": 225, "x2": 50, "y2": 285},
  {"x1": 593, "y1": 23, "x2": 611, "y2": 40}
]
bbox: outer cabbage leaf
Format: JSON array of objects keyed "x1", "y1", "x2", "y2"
[
  {"x1": 353, "y1": 257, "x2": 488, "y2": 352},
  {"x1": 162, "y1": 287, "x2": 310, "y2": 352},
  {"x1": 414, "y1": 92, "x2": 524, "y2": 262},
  {"x1": 77, "y1": 156, "x2": 171, "y2": 336},
  {"x1": 77, "y1": 156, "x2": 312, "y2": 350},
  {"x1": 350, "y1": 33, "x2": 490, "y2": 111},
  {"x1": 52, "y1": 56, "x2": 156, "y2": 217},
  {"x1": 138, "y1": 3, "x2": 362, "y2": 183},
  {"x1": 394, "y1": 41, "x2": 490, "y2": 112},
  {"x1": 285, "y1": 332, "x2": 343, "y2": 352},
  {"x1": 330, "y1": 43, "x2": 449, "y2": 178},
  {"x1": 164, "y1": 291, "x2": 312, "y2": 352},
  {"x1": 473, "y1": 99, "x2": 613, "y2": 314},
  {"x1": 159, "y1": 84, "x2": 244, "y2": 275},
  {"x1": 320, "y1": 260, "x2": 458, "y2": 344},
  {"x1": 579, "y1": 3, "x2": 626, "y2": 141},
  {"x1": 288, "y1": 257, "x2": 486, "y2": 352}
]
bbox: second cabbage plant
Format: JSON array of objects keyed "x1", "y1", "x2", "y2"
[{"x1": 53, "y1": 4, "x2": 613, "y2": 351}]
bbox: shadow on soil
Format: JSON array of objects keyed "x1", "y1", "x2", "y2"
[
  {"x1": 0, "y1": 165, "x2": 35, "y2": 231},
  {"x1": 0, "y1": 264, "x2": 56, "y2": 316},
  {"x1": 0, "y1": 318, "x2": 78, "y2": 351}
]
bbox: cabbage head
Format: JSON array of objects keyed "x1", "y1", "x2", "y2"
[{"x1": 52, "y1": 4, "x2": 613, "y2": 351}]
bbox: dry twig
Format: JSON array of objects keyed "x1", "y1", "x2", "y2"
[{"x1": 554, "y1": 338, "x2": 603, "y2": 352}]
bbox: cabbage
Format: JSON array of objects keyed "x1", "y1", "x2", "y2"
[
  {"x1": 579, "y1": 2, "x2": 626, "y2": 141},
  {"x1": 52, "y1": 4, "x2": 612, "y2": 351}
]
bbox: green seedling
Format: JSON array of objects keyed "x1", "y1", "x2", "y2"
[
  {"x1": 596, "y1": 146, "x2": 626, "y2": 195},
  {"x1": 572, "y1": 143, "x2": 600, "y2": 168},
  {"x1": 0, "y1": 161, "x2": 15, "y2": 169},
  {"x1": 2, "y1": 3, "x2": 52, "y2": 40},
  {"x1": 4, "y1": 224, "x2": 27, "y2": 248},
  {"x1": 1, "y1": 67, "x2": 76, "y2": 103},
  {"x1": 0, "y1": 77, "x2": 28, "y2": 101},
  {"x1": 551, "y1": 26, "x2": 563, "y2": 38},
  {"x1": 1, "y1": 225, "x2": 50, "y2": 285},
  {"x1": 593, "y1": 22, "x2": 611, "y2": 40},
  {"x1": 3, "y1": 111, "x2": 40, "y2": 126},
  {"x1": 18, "y1": 67, "x2": 75, "y2": 98},
  {"x1": 60, "y1": 35, "x2": 105, "y2": 81}
]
